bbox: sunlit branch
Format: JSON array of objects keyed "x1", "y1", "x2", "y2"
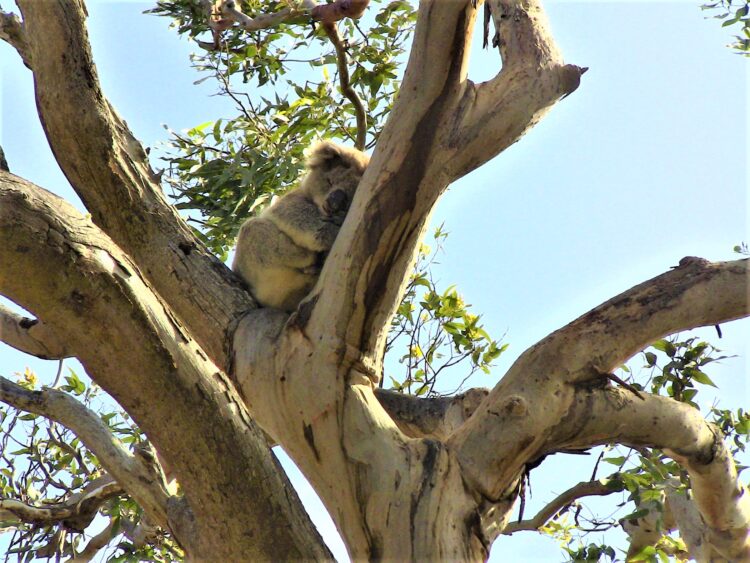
[
  {"x1": 0, "y1": 302, "x2": 70, "y2": 360},
  {"x1": 0, "y1": 475, "x2": 121, "y2": 531},
  {"x1": 0, "y1": 9, "x2": 31, "y2": 67},
  {"x1": 204, "y1": 0, "x2": 369, "y2": 42}
]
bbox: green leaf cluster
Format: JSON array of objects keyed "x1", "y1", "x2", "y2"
[
  {"x1": 702, "y1": 0, "x2": 750, "y2": 54},
  {"x1": 0, "y1": 368, "x2": 181, "y2": 561},
  {"x1": 646, "y1": 337, "x2": 730, "y2": 405},
  {"x1": 563, "y1": 543, "x2": 617, "y2": 563},
  {"x1": 384, "y1": 227, "x2": 507, "y2": 396},
  {"x1": 542, "y1": 335, "x2": 744, "y2": 562},
  {"x1": 150, "y1": 0, "x2": 416, "y2": 257}
]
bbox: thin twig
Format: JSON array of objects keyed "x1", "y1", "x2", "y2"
[
  {"x1": 322, "y1": 23, "x2": 367, "y2": 150},
  {"x1": 502, "y1": 478, "x2": 620, "y2": 534}
]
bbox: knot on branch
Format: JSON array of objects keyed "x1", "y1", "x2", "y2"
[{"x1": 501, "y1": 395, "x2": 528, "y2": 418}]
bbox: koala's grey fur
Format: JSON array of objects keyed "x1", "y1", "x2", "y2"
[{"x1": 232, "y1": 141, "x2": 370, "y2": 311}]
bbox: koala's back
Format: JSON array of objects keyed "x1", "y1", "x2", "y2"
[{"x1": 233, "y1": 215, "x2": 320, "y2": 311}]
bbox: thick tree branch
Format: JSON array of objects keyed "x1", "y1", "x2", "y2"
[
  {"x1": 302, "y1": 0, "x2": 579, "y2": 373},
  {"x1": 451, "y1": 258, "x2": 749, "y2": 495},
  {"x1": 205, "y1": 0, "x2": 367, "y2": 38},
  {"x1": 0, "y1": 171, "x2": 331, "y2": 560},
  {"x1": 70, "y1": 520, "x2": 115, "y2": 563},
  {"x1": 0, "y1": 377, "x2": 170, "y2": 529},
  {"x1": 502, "y1": 478, "x2": 620, "y2": 534},
  {"x1": 312, "y1": 0, "x2": 369, "y2": 23},
  {"x1": 0, "y1": 9, "x2": 31, "y2": 68},
  {"x1": 0, "y1": 475, "x2": 121, "y2": 531},
  {"x1": 448, "y1": 0, "x2": 586, "y2": 179},
  {"x1": 0, "y1": 302, "x2": 70, "y2": 359},
  {"x1": 374, "y1": 387, "x2": 488, "y2": 440},
  {"x1": 17, "y1": 0, "x2": 252, "y2": 367},
  {"x1": 567, "y1": 389, "x2": 750, "y2": 561},
  {"x1": 235, "y1": 1, "x2": 578, "y2": 557}
]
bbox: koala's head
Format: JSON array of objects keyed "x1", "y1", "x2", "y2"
[{"x1": 301, "y1": 140, "x2": 370, "y2": 216}]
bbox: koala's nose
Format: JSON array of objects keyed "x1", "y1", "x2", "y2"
[{"x1": 325, "y1": 189, "x2": 348, "y2": 215}]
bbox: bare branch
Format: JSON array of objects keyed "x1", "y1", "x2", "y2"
[
  {"x1": 502, "y1": 478, "x2": 619, "y2": 534},
  {"x1": 69, "y1": 520, "x2": 115, "y2": 563},
  {"x1": 205, "y1": 0, "x2": 368, "y2": 39},
  {"x1": 312, "y1": 0, "x2": 370, "y2": 24},
  {"x1": 562, "y1": 257, "x2": 748, "y2": 380},
  {"x1": 323, "y1": 23, "x2": 367, "y2": 150},
  {"x1": 0, "y1": 9, "x2": 31, "y2": 68},
  {"x1": 215, "y1": 4, "x2": 296, "y2": 33},
  {"x1": 0, "y1": 475, "x2": 121, "y2": 531},
  {"x1": 563, "y1": 389, "x2": 750, "y2": 560},
  {"x1": 0, "y1": 302, "x2": 70, "y2": 359},
  {"x1": 0, "y1": 377, "x2": 171, "y2": 529},
  {"x1": 447, "y1": 0, "x2": 586, "y2": 180}
]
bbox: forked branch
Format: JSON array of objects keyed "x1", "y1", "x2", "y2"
[
  {"x1": 0, "y1": 9, "x2": 31, "y2": 67},
  {"x1": 17, "y1": 0, "x2": 253, "y2": 367},
  {"x1": 0, "y1": 475, "x2": 122, "y2": 531}
]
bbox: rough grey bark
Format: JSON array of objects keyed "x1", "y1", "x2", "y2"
[{"x1": 0, "y1": 172, "x2": 331, "y2": 560}]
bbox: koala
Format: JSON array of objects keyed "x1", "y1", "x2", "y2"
[{"x1": 232, "y1": 141, "x2": 369, "y2": 311}]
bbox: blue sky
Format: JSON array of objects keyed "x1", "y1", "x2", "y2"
[{"x1": 1, "y1": 1, "x2": 747, "y2": 561}]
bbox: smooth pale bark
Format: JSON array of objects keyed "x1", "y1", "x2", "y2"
[
  {"x1": 0, "y1": 302, "x2": 70, "y2": 359},
  {"x1": 232, "y1": 0, "x2": 585, "y2": 559},
  {"x1": 0, "y1": 377, "x2": 170, "y2": 528}
]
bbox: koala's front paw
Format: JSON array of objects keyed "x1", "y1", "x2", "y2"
[{"x1": 301, "y1": 252, "x2": 327, "y2": 275}]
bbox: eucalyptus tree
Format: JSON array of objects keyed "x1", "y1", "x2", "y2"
[{"x1": 0, "y1": 1, "x2": 748, "y2": 561}]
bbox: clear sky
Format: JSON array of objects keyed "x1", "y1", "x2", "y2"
[{"x1": 1, "y1": 1, "x2": 747, "y2": 561}]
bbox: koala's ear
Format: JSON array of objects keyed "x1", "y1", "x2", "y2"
[{"x1": 305, "y1": 141, "x2": 348, "y2": 171}]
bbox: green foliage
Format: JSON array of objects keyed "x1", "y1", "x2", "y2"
[
  {"x1": 540, "y1": 336, "x2": 746, "y2": 562},
  {"x1": 0, "y1": 368, "x2": 182, "y2": 561},
  {"x1": 646, "y1": 337, "x2": 730, "y2": 405},
  {"x1": 563, "y1": 543, "x2": 617, "y2": 563},
  {"x1": 384, "y1": 227, "x2": 507, "y2": 396},
  {"x1": 151, "y1": 0, "x2": 416, "y2": 257},
  {"x1": 702, "y1": 0, "x2": 750, "y2": 54}
]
